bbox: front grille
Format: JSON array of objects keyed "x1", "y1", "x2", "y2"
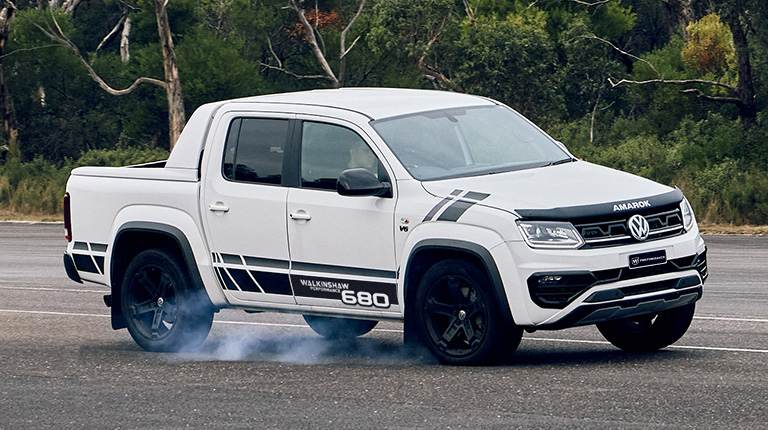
[
  {"x1": 528, "y1": 251, "x2": 707, "y2": 309},
  {"x1": 575, "y1": 207, "x2": 684, "y2": 248}
]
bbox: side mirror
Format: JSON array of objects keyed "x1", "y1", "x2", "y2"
[{"x1": 337, "y1": 168, "x2": 392, "y2": 198}]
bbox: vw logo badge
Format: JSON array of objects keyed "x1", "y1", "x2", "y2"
[{"x1": 628, "y1": 214, "x2": 650, "y2": 241}]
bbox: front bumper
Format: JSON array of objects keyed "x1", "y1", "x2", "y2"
[{"x1": 501, "y1": 229, "x2": 707, "y2": 327}]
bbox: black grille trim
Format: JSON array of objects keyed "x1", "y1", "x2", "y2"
[{"x1": 575, "y1": 206, "x2": 685, "y2": 248}]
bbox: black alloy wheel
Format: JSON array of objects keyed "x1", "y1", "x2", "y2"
[
  {"x1": 121, "y1": 248, "x2": 214, "y2": 352},
  {"x1": 415, "y1": 259, "x2": 522, "y2": 365}
]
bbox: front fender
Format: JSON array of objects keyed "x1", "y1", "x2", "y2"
[{"x1": 398, "y1": 223, "x2": 524, "y2": 326}]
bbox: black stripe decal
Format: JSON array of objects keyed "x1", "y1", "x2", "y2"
[
  {"x1": 251, "y1": 271, "x2": 293, "y2": 295},
  {"x1": 73, "y1": 254, "x2": 98, "y2": 273},
  {"x1": 463, "y1": 191, "x2": 491, "y2": 201},
  {"x1": 91, "y1": 243, "x2": 108, "y2": 252},
  {"x1": 423, "y1": 189, "x2": 463, "y2": 222},
  {"x1": 217, "y1": 268, "x2": 239, "y2": 291},
  {"x1": 74, "y1": 242, "x2": 89, "y2": 251},
  {"x1": 437, "y1": 192, "x2": 490, "y2": 222},
  {"x1": 244, "y1": 256, "x2": 290, "y2": 270},
  {"x1": 94, "y1": 256, "x2": 105, "y2": 274},
  {"x1": 228, "y1": 268, "x2": 261, "y2": 292},
  {"x1": 221, "y1": 254, "x2": 243, "y2": 265},
  {"x1": 291, "y1": 261, "x2": 397, "y2": 279}
]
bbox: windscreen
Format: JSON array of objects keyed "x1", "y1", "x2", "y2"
[{"x1": 371, "y1": 105, "x2": 571, "y2": 180}]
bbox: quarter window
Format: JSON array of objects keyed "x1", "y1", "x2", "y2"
[{"x1": 222, "y1": 118, "x2": 289, "y2": 185}]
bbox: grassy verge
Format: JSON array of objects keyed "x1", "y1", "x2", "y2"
[{"x1": 0, "y1": 208, "x2": 63, "y2": 222}]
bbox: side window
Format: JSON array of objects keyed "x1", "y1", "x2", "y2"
[
  {"x1": 222, "y1": 118, "x2": 289, "y2": 185},
  {"x1": 301, "y1": 122, "x2": 384, "y2": 190}
]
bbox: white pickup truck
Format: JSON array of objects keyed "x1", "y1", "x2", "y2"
[{"x1": 63, "y1": 88, "x2": 707, "y2": 365}]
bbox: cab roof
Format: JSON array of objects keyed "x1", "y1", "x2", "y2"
[
  {"x1": 231, "y1": 88, "x2": 498, "y2": 120},
  {"x1": 166, "y1": 88, "x2": 498, "y2": 169}
]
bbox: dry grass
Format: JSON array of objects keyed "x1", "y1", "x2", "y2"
[
  {"x1": 0, "y1": 208, "x2": 63, "y2": 222},
  {"x1": 698, "y1": 222, "x2": 768, "y2": 235}
]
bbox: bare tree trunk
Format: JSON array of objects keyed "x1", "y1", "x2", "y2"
[
  {"x1": 661, "y1": 0, "x2": 694, "y2": 41},
  {"x1": 0, "y1": 5, "x2": 19, "y2": 160},
  {"x1": 153, "y1": 0, "x2": 185, "y2": 148},
  {"x1": 120, "y1": 16, "x2": 131, "y2": 63},
  {"x1": 338, "y1": 0, "x2": 366, "y2": 86},
  {"x1": 289, "y1": 0, "x2": 340, "y2": 87},
  {"x1": 723, "y1": 7, "x2": 757, "y2": 129}
]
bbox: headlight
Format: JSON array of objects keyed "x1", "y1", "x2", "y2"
[
  {"x1": 517, "y1": 221, "x2": 585, "y2": 249},
  {"x1": 680, "y1": 198, "x2": 695, "y2": 231}
]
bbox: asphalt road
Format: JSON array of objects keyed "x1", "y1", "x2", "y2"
[{"x1": 0, "y1": 223, "x2": 766, "y2": 429}]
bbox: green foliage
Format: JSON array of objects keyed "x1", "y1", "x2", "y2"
[
  {"x1": 1, "y1": 0, "x2": 767, "y2": 224},
  {"x1": 0, "y1": 146, "x2": 169, "y2": 216},
  {"x1": 589, "y1": 0, "x2": 637, "y2": 40},
  {"x1": 681, "y1": 14, "x2": 735, "y2": 74},
  {"x1": 445, "y1": 15, "x2": 563, "y2": 123},
  {"x1": 177, "y1": 25, "x2": 264, "y2": 109}
]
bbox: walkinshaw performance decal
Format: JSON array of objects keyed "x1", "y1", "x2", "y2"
[
  {"x1": 423, "y1": 190, "x2": 491, "y2": 222},
  {"x1": 291, "y1": 274, "x2": 398, "y2": 309},
  {"x1": 71, "y1": 241, "x2": 108, "y2": 275}
]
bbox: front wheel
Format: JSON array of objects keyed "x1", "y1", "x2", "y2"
[
  {"x1": 596, "y1": 303, "x2": 695, "y2": 352},
  {"x1": 303, "y1": 315, "x2": 378, "y2": 339},
  {"x1": 414, "y1": 259, "x2": 522, "y2": 365},
  {"x1": 121, "y1": 248, "x2": 214, "y2": 352}
]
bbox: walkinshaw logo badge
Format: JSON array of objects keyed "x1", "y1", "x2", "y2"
[{"x1": 628, "y1": 214, "x2": 650, "y2": 241}]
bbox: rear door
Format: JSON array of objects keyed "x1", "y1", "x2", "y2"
[{"x1": 202, "y1": 111, "x2": 296, "y2": 305}]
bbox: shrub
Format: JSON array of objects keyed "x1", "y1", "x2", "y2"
[{"x1": 0, "y1": 146, "x2": 169, "y2": 217}]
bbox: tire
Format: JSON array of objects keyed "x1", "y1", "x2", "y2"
[
  {"x1": 121, "y1": 248, "x2": 214, "y2": 352},
  {"x1": 303, "y1": 315, "x2": 378, "y2": 339},
  {"x1": 596, "y1": 303, "x2": 695, "y2": 352},
  {"x1": 414, "y1": 259, "x2": 522, "y2": 365}
]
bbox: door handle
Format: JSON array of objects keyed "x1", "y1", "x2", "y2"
[
  {"x1": 209, "y1": 203, "x2": 230, "y2": 213},
  {"x1": 289, "y1": 211, "x2": 311, "y2": 221}
]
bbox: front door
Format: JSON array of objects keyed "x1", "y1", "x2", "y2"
[{"x1": 287, "y1": 119, "x2": 400, "y2": 316}]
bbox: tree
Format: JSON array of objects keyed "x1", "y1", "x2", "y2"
[
  {"x1": 608, "y1": 5, "x2": 760, "y2": 129},
  {"x1": 23, "y1": 0, "x2": 186, "y2": 147},
  {"x1": 369, "y1": 0, "x2": 456, "y2": 88},
  {"x1": 152, "y1": 0, "x2": 185, "y2": 145},
  {"x1": 0, "y1": 3, "x2": 19, "y2": 160},
  {"x1": 261, "y1": 0, "x2": 367, "y2": 88}
]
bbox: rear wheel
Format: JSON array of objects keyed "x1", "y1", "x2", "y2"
[
  {"x1": 596, "y1": 303, "x2": 695, "y2": 352},
  {"x1": 121, "y1": 248, "x2": 214, "y2": 352},
  {"x1": 414, "y1": 259, "x2": 522, "y2": 365},
  {"x1": 303, "y1": 315, "x2": 378, "y2": 339}
]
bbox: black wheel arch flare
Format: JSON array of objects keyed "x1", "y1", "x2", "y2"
[
  {"x1": 110, "y1": 222, "x2": 214, "y2": 330},
  {"x1": 404, "y1": 239, "x2": 515, "y2": 328}
]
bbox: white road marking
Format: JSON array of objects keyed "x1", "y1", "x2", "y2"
[
  {"x1": 0, "y1": 309, "x2": 110, "y2": 318},
  {"x1": 523, "y1": 337, "x2": 768, "y2": 354},
  {"x1": 2, "y1": 309, "x2": 767, "y2": 354},
  {"x1": 694, "y1": 316, "x2": 768, "y2": 323},
  {"x1": 0, "y1": 286, "x2": 106, "y2": 293}
]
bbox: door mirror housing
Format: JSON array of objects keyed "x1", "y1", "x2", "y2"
[{"x1": 337, "y1": 168, "x2": 392, "y2": 198}]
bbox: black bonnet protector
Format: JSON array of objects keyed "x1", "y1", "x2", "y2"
[{"x1": 515, "y1": 188, "x2": 684, "y2": 222}]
